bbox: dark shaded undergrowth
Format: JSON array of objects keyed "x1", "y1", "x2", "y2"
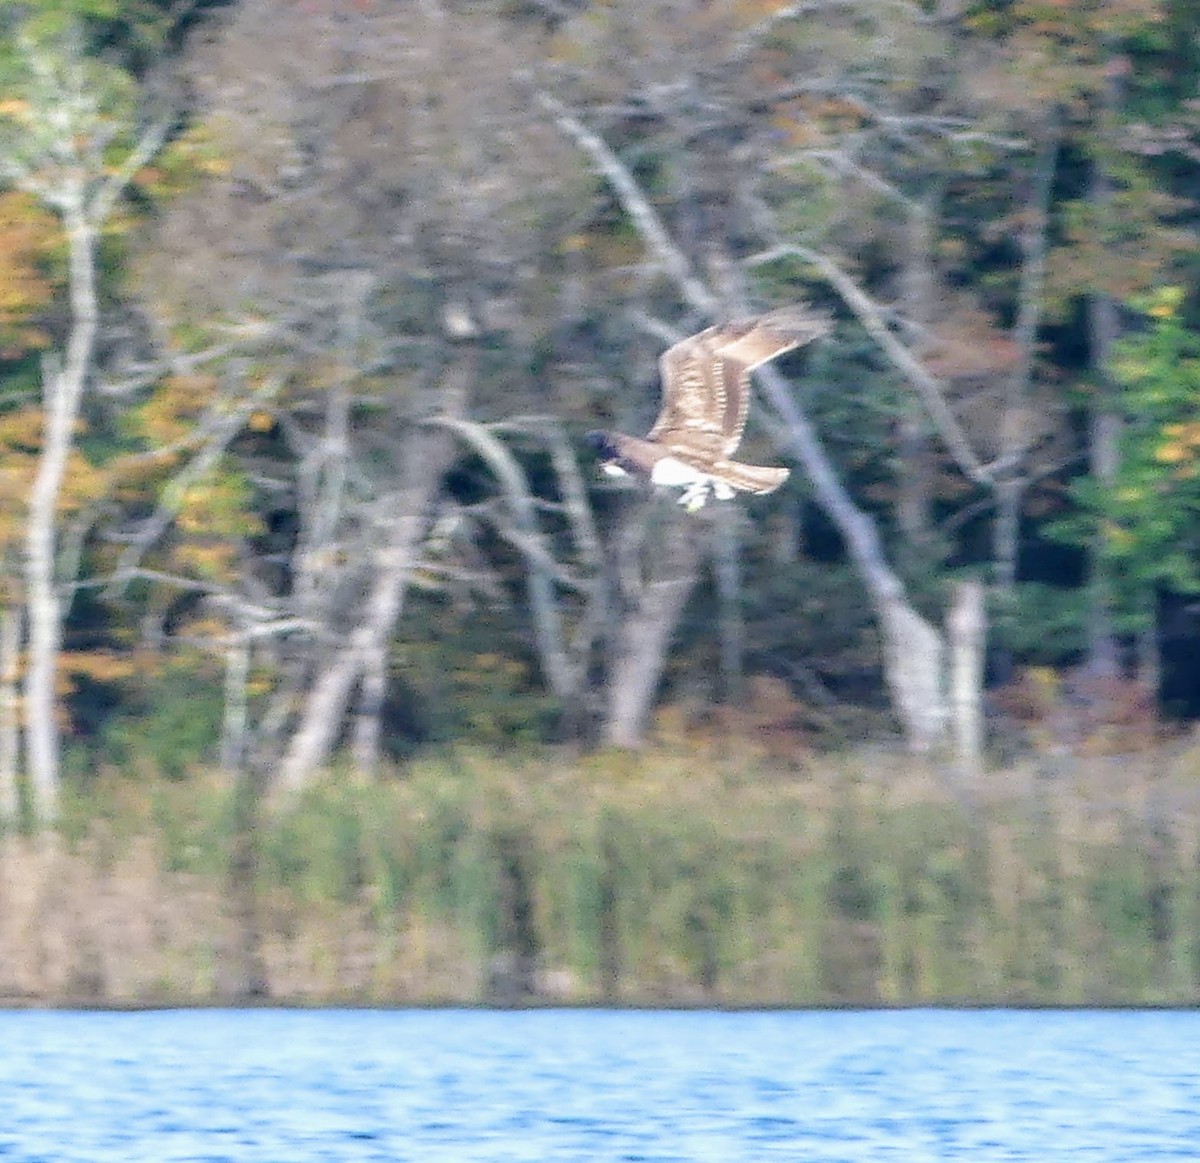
[{"x1": 3, "y1": 742, "x2": 1200, "y2": 1006}]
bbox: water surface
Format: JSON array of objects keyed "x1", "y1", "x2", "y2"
[{"x1": 1, "y1": 1008, "x2": 1197, "y2": 1161}]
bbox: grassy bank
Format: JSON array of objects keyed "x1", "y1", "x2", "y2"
[{"x1": 3, "y1": 743, "x2": 1200, "y2": 1006}]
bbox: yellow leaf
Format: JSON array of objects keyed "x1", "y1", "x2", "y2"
[
  {"x1": 1102, "y1": 521, "x2": 1133, "y2": 549},
  {"x1": 62, "y1": 651, "x2": 138, "y2": 681},
  {"x1": 1144, "y1": 285, "x2": 1185, "y2": 319},
  {"x1": 1154, "y1": 442, "x2": 1189, "y2": 464}
]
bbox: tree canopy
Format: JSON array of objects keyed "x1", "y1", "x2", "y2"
[{"x1": 1, "y1": 0, "x2": 1199, "y2": 816}]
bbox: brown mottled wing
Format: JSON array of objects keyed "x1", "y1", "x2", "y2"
[
  {"x1": 645, "y1": 330, "x2": 727, "y2": 462},
  {"x1": 647, "y1": 308, "x2": 831, "y2": 459}
]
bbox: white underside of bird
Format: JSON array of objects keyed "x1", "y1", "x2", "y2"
[{"x1": 604, "y1": 458, "x2": 734, "y2": 511}]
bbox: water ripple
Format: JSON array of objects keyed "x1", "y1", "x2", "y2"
[{"x1": 1, "y1": 1008, "x2": 1198, "y2": 1161}]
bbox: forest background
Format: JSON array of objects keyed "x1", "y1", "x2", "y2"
[{"x1": 2, "y1": 0, "x2": 1200, "y2": 1006}]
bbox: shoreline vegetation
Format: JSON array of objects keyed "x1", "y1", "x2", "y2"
[{"x1": 2, "y1": 740, "x2": 1200, "y2": 1009}]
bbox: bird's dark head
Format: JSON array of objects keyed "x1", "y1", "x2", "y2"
[{"x1": 584, "y1": 430, "x2": 620, "y2": 462}]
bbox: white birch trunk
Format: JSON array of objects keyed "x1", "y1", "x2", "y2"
[
  {"x1": 5, "y1": 34, "x2": 169, "y2": 824},
  {"x1": 23, "y1": 200, "x2": 97, "y2": 824}
]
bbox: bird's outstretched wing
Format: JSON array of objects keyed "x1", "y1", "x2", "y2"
[{"x1": 647, "y1": 306, "x2": 830, "y2": 460}]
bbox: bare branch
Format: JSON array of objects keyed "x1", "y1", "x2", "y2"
[
  {"x1": 775, "y1": 148, "x2": 925, "y2": 209},
  {"x1": 732, "y1": 0, "x2": 931, "y2": 60},
  {"x1": 535, "y1": 91, "x2": 718, "y2": 315},
  {"x1": 97, "y1": 333, "x2": 266, "y2": 398},
  {"x1": 89, "y1": 116, "x2": 173, "y2": 223},
  {"x1": 485, "y1": 414, "x2": 605, "y2": 572},
  {"x1": 105, "y1": 375, "x2": 286, "y2": 594},
  {"x1": 746, "y1": 242, "x2": 994, "y2": 485},
  {"x1": 425, "y1": 414, "x2": 579, "y2": 700},
  {"x1": 543, "y1": 422, "x2": 604, "y2": 571},
  {"x1": 627, "y1": 310, "x2": 685, "y2": 349}
]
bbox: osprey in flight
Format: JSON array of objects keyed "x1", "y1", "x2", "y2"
[{"x1": 586, "y1": 306, "x2": 829, "y2": 512}]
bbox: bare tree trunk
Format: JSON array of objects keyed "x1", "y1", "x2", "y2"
[
  {"x1": 947, "y1": 578, "x2": 986, "y2": 778},
  {"x1": 350, "y1": 650, "x2": 388, "y2": 777},
  {"x1": 23, "y1": 201, "x2": 97, "y2": 824},
  {"x1": 545, "y1": 422, "x2": 608, "y2": 740},
  {"x1": 3, "y1": 26, "x2": 171, "y2": 823},
  {"x1": 433, "y1": 416, "x2": 580, "y2": 702},
  {"x1": 603, "y1": 501, "x2": 703, "y2": 748},
  {"x1": 880, "y1": 603, "x2": 947, "y2": 753},
  {"x1": 6, "y1": 36, "x2": 168, "y2": 824},
  {"x1": 287, "y1": 515, "x2": 427, "y2": 787},
  {"x1": 1, "y1": 602, "x2": 20, "y2": 826},
  {"x1": 431, "y1": 415, "x2": 608, "y2": 746}
]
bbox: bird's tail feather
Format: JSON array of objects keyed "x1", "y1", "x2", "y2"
[
  {"x1": 720, "y1": 305, "x2": 831, "y2": 369},
  {"x1": 713, "y1": 460, "x2": 790, "y2": 495},
  {"x1": 754, "y1": 304, "x2": 833, "y2": 339}
]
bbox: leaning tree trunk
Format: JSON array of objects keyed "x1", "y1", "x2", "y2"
[{"x1": 758, "y1": 361, "x2": 949, "y2": 752}]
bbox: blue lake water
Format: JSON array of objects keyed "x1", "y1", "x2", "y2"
[{"x1": 1, "y1": 1008, "x2": 1198, "y2": 1161}]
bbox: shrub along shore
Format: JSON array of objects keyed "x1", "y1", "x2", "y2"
[{"x1": 2, "y1": 742, "x2": 1199, "y2": 1007}]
